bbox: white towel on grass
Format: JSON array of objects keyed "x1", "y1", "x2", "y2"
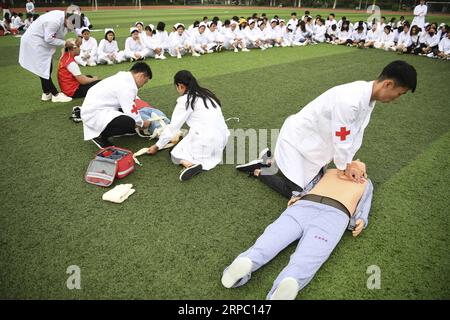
[{"x1": 102, "y1": 184, "x2": 135, "y2": 203}]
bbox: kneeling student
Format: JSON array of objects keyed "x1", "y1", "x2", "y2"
[
  {"x1": 147, "y1": 70, "x2": 230, "y2": 181},
  {"x1": 58, "y1": 38, "x2": 101, "y2": 99},
  {"x1": 222, "y1": 160, "x2": 373, "y2": 300}
]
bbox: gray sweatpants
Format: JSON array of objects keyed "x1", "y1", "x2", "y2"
[{"x1": 233, "y1": 200, "x2": 349, "y2": 299}]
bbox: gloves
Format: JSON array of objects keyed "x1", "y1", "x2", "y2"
[{"x1": 102, "y1": 184, "x2": 135, "y2": 204}]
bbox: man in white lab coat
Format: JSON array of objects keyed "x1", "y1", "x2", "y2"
[
  {"x1": 80, "y1": 62, "x2": 154, "y2": 149},
  {"x1": 411, "y1": 0, "x2": 428, "y2": 29},
  {"x1": 19, "y1": 6, "x2": 80, "y2": 103},
  {"x1": 237, "y1": 61, "x2": 417, "y2": 198}
]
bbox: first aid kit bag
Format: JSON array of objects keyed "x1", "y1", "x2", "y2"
[{"x1": 85, "y1": 147, "x2": 135, "y2": 187}]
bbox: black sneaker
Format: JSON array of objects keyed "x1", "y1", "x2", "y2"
[
  {"x1": 92, "y1": 136, "x2": 112, "y2": 149},
  {"x1": 236, "y1": 159, "x2": 268, "y2": 173},
  {"x1": 70, "y1": 106, "x2": 82, "y2": 123},
  {"x1": 179, "y1": 164, "x2": 203, "y2": 181}
]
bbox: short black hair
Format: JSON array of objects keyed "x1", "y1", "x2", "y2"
[
  {"x1": 378, "y1": 60, "x2": 417, "y2": 93},
  {"x1": 104, "y1": 30, "x2": 115, "y2": 40},
  {"x1": 130, "y1": 62, "x2": 152, "y2": 79},
  {"x1": 156, "y1": 22, "x2": 165, "y2": 31}
]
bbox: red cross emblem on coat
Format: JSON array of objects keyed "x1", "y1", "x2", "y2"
[
  {"x1": 335, "y1": 127, "x2": 351, "y2": 141},
  {"x1": 131, "y1": 104, "x2": 139, "y2": 114}
]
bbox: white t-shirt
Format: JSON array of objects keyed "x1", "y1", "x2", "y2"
[{"x1": 67, "y1": 61, "x2": 81, "y2": 76}]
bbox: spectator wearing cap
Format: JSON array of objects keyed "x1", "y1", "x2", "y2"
[
  {"x1": 267, "y1": 18, "x2": 282, "y2": 47},
  {"x1": 191, "y1": 22, "x2": 211, "y2": 56},
  {"x1": 222, "y1": 19, "x2": 249, "y2": 52},
  {"x1": 142, "y1": 24, "x2": 166, "y2": 60},
  {"x1": 206, "y1": 21, "x2": 225, "y2": 52},
  {"x1": 19, "y1": 6, "x2": 81, "y2": 103},
  {"x1": 135, "y1": 21, "x2": 145, "y2": 36},
  {"x1": 437, "y1": 23, "x2": 447, "y2": 40},
  {"x1": 97, "y1": 29, "x2": 126, "y2": 64},
  {"x1": 168, "y1": 23, "x2": 190, "y2": 58},
  {"x1": 281, "y1": 23, "x2": 295, "y2": 47},
  {"x1": 124, "y1": 27, "x2": 150, "y2": 61},
  {"x1": 256, "y1": 19, "x2": 272, "y2": 49},
  {"x1": 75, "y1": 27, "x2": 98, "y2": 67},
  {"x1": 243, "y1": 19, "x2": 265, "y2": 50}
]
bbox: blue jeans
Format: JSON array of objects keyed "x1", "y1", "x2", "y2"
[{"x1": 138, "y1": 107, "x2": 170, "y2": 135}]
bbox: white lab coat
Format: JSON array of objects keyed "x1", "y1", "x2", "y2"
[
  {"x1": 412, "y1": 4, "x2": 427, "y2": 29},
  {"x1": 274, "y1": 81, "x2": 376, "y2": 188},
  {"x1": 168, "y1": 32, "x2": 188, "y2": 56},
  {"x1": 81, "y1": 71, "x2": 143, "y2": 140},
  {"x1": 96, "y1": 39, "x2": 125, "y2": 63},
  {"x1": 124, "y1": 36, "x2": 149, "y2": 59},
  {"x1": 75, "y1": 36, "x2": 98, "y2": 65},
  {"x1": 397, "y1": 31, "x2": 412, "y2": 47},
  {"x1": 155, "y1": 94, "x2": 230, "y2": 171},
  {"x1": 439, "y1": 37, "x2": 450, "y2": 54},
  {"x1": 19, "y1": 10, "x2": 67, "y2": 79},
  {"x1": 312, "y1": 25, "x2": 326, "y2": 42}
]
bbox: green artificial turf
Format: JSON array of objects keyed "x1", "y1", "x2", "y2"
[{"x1": 0, "y1": 7, "x2": 449, "y2": 300}]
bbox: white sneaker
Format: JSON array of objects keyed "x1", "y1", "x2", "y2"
[
  {"x1": 207, "y1": 50, "x2": 214, "y2": 54},
  {"x1": 88, "y1": 62, "x2": 97, "y2": 67},
  {"x1": 192, "y1": 52, "x2": 201, "y2": 57},
  {"x1": 41, "y1": 93, "x2": 52, "y2": 101},
  {"x1": 160, "y1": 55, "x2": 167, "y2": 60},
  {"x1": 242, "y1": 48, "x2": 250, "y2": 52},
  {"x1": 106, "y1": 59, "x2": 114, "y2": 65},
  {"x1": 221, "y1": 257, "x2": 252, "y2": 289},
  {"x1": 270, "y1": 277, "x2": 299, "y2": 300},
  {"x1": 52, "y1": 93, "x2": 72, "y2": 103},
  {"x1": 177, "y1": 53, "x2": 182, "y2": 59},
  {"x1": 234, "y1": 48, "x2": 239, "y2": 53}
]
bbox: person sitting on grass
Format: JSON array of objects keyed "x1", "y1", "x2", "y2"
[
  {"x1": 74, "y1": 27, "x2": 97, "y2": 67},
  {"x1": 436, "y1": 29, "x2": 450, "y2": 59},
  {"x1": 147, "y1": 70, "x2": 230, "y2": 182},
  {"x1": 97, "y1": 29, "x2": 126, "y2": 65},
  {"x1": 58, "y1": 38, "x2": 100, "y2": 99},
  {"x1": 124, "y1": 27, "x2": 150, "y2": 62},
  {"x1": 222, "y1": 160, "x2": 373, "y2": 300}
]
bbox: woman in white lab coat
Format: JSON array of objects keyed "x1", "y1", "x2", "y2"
[
  {"x1": 147, "y1": 70, "x2": 230, "y2": 181},
  {"x1": 142, "y1": 24, "x2": 166, "y2": 60},
  {"x1": 74, "y1": 27, "x2": 97, "y2": 66},
  {"x1": 167, "y1": 23, "x2": 190, "y2": 58},
  {"x1": 124, "y1": 27, "x2": 150, "y2": 61},
  {"x1": 19, "y1": 8, "x2": 78, "y2": 103},
  {"x1": 97, "y1": 29, "x2": 126, "y2": 64}
]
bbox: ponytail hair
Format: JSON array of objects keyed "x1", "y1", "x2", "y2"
[{"x1": 174, "y1": 70, "x2": 221, "y2": 110}]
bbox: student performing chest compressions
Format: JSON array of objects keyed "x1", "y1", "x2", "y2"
[
  {"x1": 222, "y1": 161, "x2": 373, "y2": 300},
  {"x1": 236, "y1": 60, "x2": 417, "y2": 199}
]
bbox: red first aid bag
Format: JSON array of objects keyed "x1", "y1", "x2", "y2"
[{"x1": 85, "y1": 147, "x2": 135, "y2": 187}]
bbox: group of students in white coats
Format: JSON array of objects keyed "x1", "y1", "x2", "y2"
[
  {"x1": 79, "y1": 63, "x2": 230, "y2": 182},
  {"x1": 325, "y1": 15, "x2": 450, "y2": 59}
]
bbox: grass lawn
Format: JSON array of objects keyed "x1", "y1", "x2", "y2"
[{"x1": 0, "y1": 7, "x2": 449, "y2": 299}]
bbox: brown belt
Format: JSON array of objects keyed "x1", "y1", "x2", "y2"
[{"x1": 300, "y1": 194, "x2": 351, "y2": 218}]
